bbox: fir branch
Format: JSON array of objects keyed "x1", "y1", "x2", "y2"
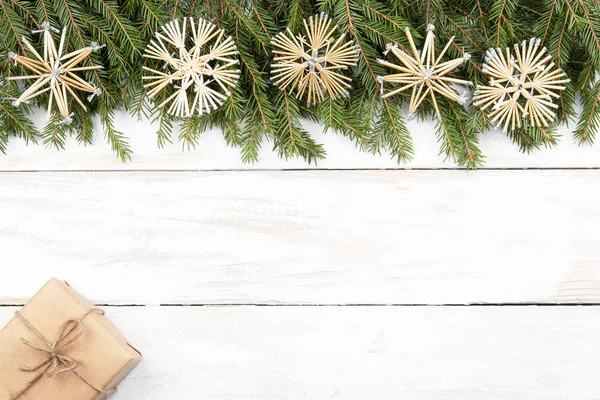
[
  {"x1": 42, "y1": 116, "x2": 67, "y2": 150},
  {"x1": 274, "y1": 89, "x2": 325, "y2": 163},
  {"x1": 34, "y1": 0, "x2": 51, "y2": 23},
  {"x1": 123, "y1": 0, "x2": 165, "y2": 36},
  {"x1": 0, "y1": 97, "x2": 39, "y2": 144},
  {"x1": 440, "y1": 4, "x2": 484, "y2": 54},
  {"x1": 577, "y1": 57, "x2": 597, "y2": 91},
  {"x1": 379, "y1": 97, "x2": 413, "y2": 162},
  {"x1": 360, "y1": 0, "x2": 406, "y2": 33},
  {"x1": 490, "y1": 0, "x2": 516, "y2": 47},
  {"x1": 473, "y1": 0, "x2": 489, "y2": 40},
  {"x1": 508, "y1": 126, "x2": 539, "y2": 152},
  {"x1": 236, "y1": 37, "x2": 271, "y2": 132},
  {"x1": 179, "y1": 115, "x2": 200, "y2": 150},
  {"x1": 247, "y1": 0, "x2": 275, "y2": 38},
  {"x1": 52, "y1": 0, "x2": 111, "y2": 99},
  {"x1": 240, "y1": 111, "x2": 265, "y2": 163},
  {"x1": 577, "y1": 0, "x2": 600, "y2": 53},
  {"x1": 0, "y1": 0, "x2": 29, "y2": 53},
  {"x1": 574, "y1": 81, "x2": 600, "y2": 145},
  {"x1": 87, "y1": 0, "x2": 143, "y2": 60},
  {"x1": 221, "y1": 0, "x2": 270, "y2": 50},
  {"x1": 541, "y1": 0, "x2": 558, "y2": 42},
  {"x1": 319, "y1": 98, "x2": 366, "y2": 149},
  {"x1": 445, "y1": 99, "x2": 483, "y2": 167},
  {"x1": 219, "y1": 116, "x2": 241, "y2": 147},
  {"x1": 552, "y1": 10, "x2": 571, "y2": 68},
  {"x1": 99, "y1": 105, "x2": 132, "y2": 161},
  {"x1": 75, "y1": 108, "x2": 94, "y2": 145},
  {"x1": 152, "y1": 90, "x2": 173, "y2": 149},
  {"x1": 1, "y1": 0, "x2": 598, "y2": 163},
  {"x1": 330, "y1": 0, "x2": 413, "y2": 160},
  {"x1": 285, "y1": 0, "x2": 311, "y2": 31},
  {"x1": 0, "y1": 127, "x2": 7, "y2": 154}
]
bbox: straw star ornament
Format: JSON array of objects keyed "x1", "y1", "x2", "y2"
[
  {"x1": 473, "y1": 38, "x2": 570, "y2": 132},
  {"x1": 377, "y1": 25, "x2": 471, "y2": 118},
  {"x1": 142, "y1": 18, "x2": 240, "y2": 118},
  {"x1": 271, "y1": 13, "x2": 359, "y2": 106},
  {"x1": 7, "y1": 22, "x2": 105, "y2": 123}
]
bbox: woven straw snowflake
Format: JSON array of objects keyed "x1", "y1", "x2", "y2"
[
  {"x1": 143, "y1": 18, "x2": 240, "y2": 118},
  {"x1": 7, "y1": 22, "x2": 105, "y2": 124},
  {"x1": 376, "y1": 25, "x2": 471, "y2": 118},
  {"x1": 473, "y1": 37, "x2": 570, "y2": 132},
  {"x1": 271, "y1": 13, "x2": 359, "y2": 106}
]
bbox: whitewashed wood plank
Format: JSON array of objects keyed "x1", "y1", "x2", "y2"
[
  {"x1": 1, "y1": 306, "x2": 599, "y2": 399},
  {"x1": 1, "y1": 170, "x2": 599, "y2": 304},
  {"x1": 0, "y1": 110, "x2": 599, "y2": 170}
]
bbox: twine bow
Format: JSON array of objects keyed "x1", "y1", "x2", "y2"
[{"x1": 10, "y1": 309, "x2": 117, "y2": 400}]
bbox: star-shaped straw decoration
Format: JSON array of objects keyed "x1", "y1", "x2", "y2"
[
  {"x1": 473, "y1": 37, "x2": 570, "y2": 132},
  {"x1": 377, "y1": 24, "x2": 471, "y2": 118},
  {"x1": 7, "y1": 22, "x2": 105, "y2": 124},
  {"x1": 142, "y1": 17, "x2": 240, "y2": 118},
  {"x1": 271, "y1": 13, "x2": 359, "y2": 106}
]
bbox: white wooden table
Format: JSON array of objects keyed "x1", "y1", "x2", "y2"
[{"x1": 1, "y1": 112, "x2": 600, "y2": 399}]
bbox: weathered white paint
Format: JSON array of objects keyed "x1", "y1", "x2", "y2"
[
  {"x1": 1, "y1": 170, "x2": 599, "y2": 304},
  {"x1": 0, "y1": 110, "x2": 598, "y2": 170},
  {"x1": 2, "y1": 112, "x2": 599, "y2": 399},
  {"x1": 2, "y1": 306, "x2": 599, "y2": 400}
]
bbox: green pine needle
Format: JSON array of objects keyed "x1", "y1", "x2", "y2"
[{"x1": 0, "y1": 0, "x2": 598, "y2": 167}]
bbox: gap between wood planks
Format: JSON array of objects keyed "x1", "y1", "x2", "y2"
[
  {"x1": 2, "y1": 303, "x2": 600, "y2": 307},
  {"x1": 1, "y1": 167, "x2": 600, "y2": 172}
]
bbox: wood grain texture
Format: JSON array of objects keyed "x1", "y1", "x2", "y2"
[
  {"x1": 1, "y1": 170, "x2": 599, "y2": 304},
  {"x1": 2, "y1": 306, "x2": 599, "y2": 400},
  {"x1": 0, "y1": 111, "x2": 599, "y2": 170}
]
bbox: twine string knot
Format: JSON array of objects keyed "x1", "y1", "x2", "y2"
[
  {"x1": 19, "y1": 316, "x2": 84, "y2": 377},
  {"x1": 10, "y1": 309, "x2": 117, "y2": 400}
]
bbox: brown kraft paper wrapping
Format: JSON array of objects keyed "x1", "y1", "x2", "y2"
[{"x1": 0, "y1": 278, "x2": 142, "y2": 400}]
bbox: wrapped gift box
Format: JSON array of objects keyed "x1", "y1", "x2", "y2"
[{"x1": 0, "y1": 278, "x2": 141, "y2": 399}]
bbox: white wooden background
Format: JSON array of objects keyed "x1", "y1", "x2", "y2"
[{"x1": 1, "y1": 112, "x2": 600, "y2": 399}]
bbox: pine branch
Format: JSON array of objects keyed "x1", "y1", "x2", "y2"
[
  {"x1": 135, "y1": 65, "x2": 170, "y2": 149},
  {"x1": 444, "y1": 99, "x2": 483, "y2": 168},
  {"x1": 0, "y1": 94, "x2": 39, "y2": 145},
  {"x1": 274, "y1": 89, "x2": 325, "y2": 163},
  {"x1": 235, "y1": 32, "x2": 271, "y2": 133},
  {"x1": 99, "y1": 105, "x2": 132, "y2": 161},
  {"x1": 34, "y1": 0, "x2": 51, "y2": 23},
  {"x1": 473, "y1": 0, "x2": 489, "y2": 40},
  {"x1": 574, "y1": 81, "x2": 600, "y2": 145},
  {"x1": 247, "y1": 0, "x2": 276, "y2": 38},
  {"x1": 179, "y1": 115, "x2": 200, "y2": 150},
  {"x1": 88, "y1": 0, "x2": 143, "y2": 61},
  {"x1": 0, "y1": 0, "x2": 597, "y2": 163},
  {"x1": 52, "y1": 0, "x2": 112, "y2": 99},
  {"x1": 489, "y1": 0, "x2": 517, "y2": 47},
  {"x1": 319, "y1": 97, "x2": 366, "y2": 149},
  {"x1": 285, "y1": 0, "x2": 312, "y2": 31},
  {"x1": 330, "y1": 0, "x2": 414, "y2": 161},
  {"x1": 238, "y1": 46, "x2": 274, "y2": 162},
  {"x1": 240, "y1": 111, "x2": 265, "y2": 163},
  {"x1": 0, "y1": 0, "x2": 29, "y2": 53},
  {"x1": 541, "y1": 0, "x2": 558, "y2": 42},
  {"x1": 507, "y1": 126, "x2": 540, "y2": 153},
  {"x1": 0, "y1": 127, "x2": 7, "y2": 154},
  {"x1": 74, "y1": 108, "x2": 94, "y2": 145},
  {"x1": 378, "y1": 97, "x2": 413, "y2": 162},
  {"x1": 440, "y1": 3, "x2": 485, "y2": 54},
  {"x1": 123, "y1": 0, "x2": 165, "y2": 36},
  {"x1": 221, "y1": 0, "x2": 270, "y2": 50},
  {"x1": 42, "y1": 115, "x2": 67, "y2": 150}
]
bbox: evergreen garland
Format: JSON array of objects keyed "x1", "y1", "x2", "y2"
[{"x1": 0, "y1": 0, "x2": 598, "y2": 167}]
